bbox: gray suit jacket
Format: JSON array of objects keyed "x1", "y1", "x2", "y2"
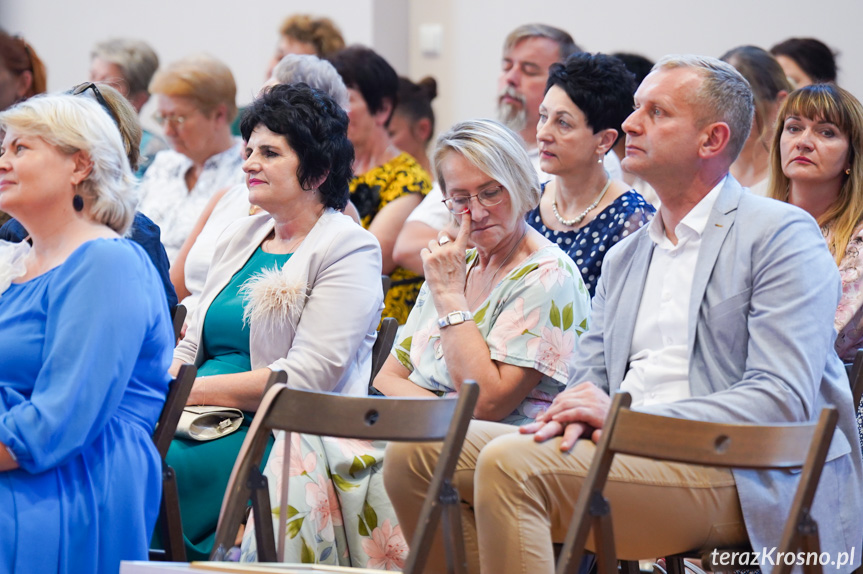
[{"x1": 571, "y1": 176, "x2": 863, "y2": 570}]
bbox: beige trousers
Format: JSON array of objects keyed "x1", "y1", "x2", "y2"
[{"x1": 384, "y1": 420, "x2": 747, "y2": 574}]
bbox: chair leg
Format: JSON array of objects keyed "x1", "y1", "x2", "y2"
[
  {"x1": 160, "y1": 463, "x2": 187, "y2": 562},
  {"x1": 249, "y1": 466, "x2": 277, "y2": 563},
  {"x1": 590, "y1": 493, "x2": 618, "y2": 574},
  {"x1": 619, "y1": 560, "x2": 640, "y2": 574},
  {"x1": 798, "y1": 512, "x2": 822, "y2": 574},
  {"x1": 439, "y1": 479, "x2": 467, "y2": 574},
  {"x1": 665, "y1": 556, "x2": 686, "y2": 574}
]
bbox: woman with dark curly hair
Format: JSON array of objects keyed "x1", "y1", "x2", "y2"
[
  {"x1": 529, "y1": 52, "x2": 654, "y2": 296},
  {"x1": 167, "y1": 83, "x2": 384, "y2": 560}
]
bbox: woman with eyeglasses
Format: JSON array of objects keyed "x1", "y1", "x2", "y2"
[
  {"x1": 0, "y1": 93, "x2": 174, "y2": 572},
  {"x1": 137, "y1": 54, "x2": 244, "y2": 264},
  {"x1": 376, "y1": 119, "x2": 590, "y2": 571}
]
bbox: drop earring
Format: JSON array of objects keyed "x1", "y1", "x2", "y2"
[{"x1": 73, "y1": 184, "x2": 84, "y2": 212}]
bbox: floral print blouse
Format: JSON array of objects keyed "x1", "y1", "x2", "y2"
[
  {"x1": 350, "y1": 152, "x2": 431, "y2": 325},
  {"x1": 830, "y1": 222, "x2": 863, "y2": 361},
  {"x1": 392, "y1": 244, "x2": 591, "y2": 425}
]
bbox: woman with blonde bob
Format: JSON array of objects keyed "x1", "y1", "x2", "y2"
[
  {"x1": 379, "y1": 119, "x2": 591, "y2": 573},
  {"x1": 768, "y1": 83, "x2": 863, "y2": 361},
  {"x1": 137, "y1": 54, "x2": 244, "y2": 263},
  {"x1": 0, "y1": 94, "x2": 173, "y2": 571}
]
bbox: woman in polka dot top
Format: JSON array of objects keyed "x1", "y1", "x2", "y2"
[{"x1": 530, "y1": 52, "x2": 654, "y2": 296}]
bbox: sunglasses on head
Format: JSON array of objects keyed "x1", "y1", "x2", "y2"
[{"x1": 68, "y1": 82, "x2": 119, "y2": 127}]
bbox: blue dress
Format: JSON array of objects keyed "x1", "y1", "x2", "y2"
[
  {"x1": 0, "y1": 238, "x2": 174, "y2": 573},
  {"x1": 526, "y1": 188, "x2": 655, "y2": 297}
]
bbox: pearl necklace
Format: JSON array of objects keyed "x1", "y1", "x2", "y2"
[{"x1": 551, "y1": 173, "x2": 612, "y2": 227}]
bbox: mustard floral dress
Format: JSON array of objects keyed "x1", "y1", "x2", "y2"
[{"x1": 350, "y1": 153, "x2": 431, "y2": 324}]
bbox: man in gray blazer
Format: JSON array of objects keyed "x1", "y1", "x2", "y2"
[{"x1": 384, "y1": 54, "x2": 863, "y2": 574}]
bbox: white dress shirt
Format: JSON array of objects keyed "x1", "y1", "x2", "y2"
[{"x1": 620, "y1": 177, "x2": 725, "y2": 407}]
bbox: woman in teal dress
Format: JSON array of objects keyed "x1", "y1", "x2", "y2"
[
  {"x1": 169, "y1": 83, "x2": 384, "y2": 560},
  {"x1": 0, "y1": 94, "x2": 173, "y2": 572}
]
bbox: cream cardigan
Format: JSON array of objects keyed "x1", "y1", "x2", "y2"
[{"x1": 174, "y1": 209, "x2": 383, "y2": 397}]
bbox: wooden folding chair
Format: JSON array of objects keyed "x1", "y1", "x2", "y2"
[
  {"x1": 210, "y1": 381, "x2": 479, "y2": 573},
  {"x1": 370, "y1": 316, "x2": 399, "y2": 389},
  {"x1": 381, "y1": 275, "x2": 393, "y2": 300},
  {"x1": 149, "y1": 363, "x2": 197, "y2": 562},
  {"x1": 847, "y1": 349, "x2": 863, "y2": 418},
  {"x1": 170, "y1": 304, "x2": 187, "y2": 343},
  {"x1": 556, "y1": 392, "x2": 838, "y2": 574}
]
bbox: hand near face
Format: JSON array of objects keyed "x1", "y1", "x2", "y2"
[
  {"x1": 421, "y1": 211, "x2": 471, "y2": 301},
  {"x1": 519, "y1": 382, "x2": 611, "y2": 451}
]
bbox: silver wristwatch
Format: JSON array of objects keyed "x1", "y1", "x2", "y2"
[{"x1": 438, "y1": 310, "x2": 474, "y2": 329}]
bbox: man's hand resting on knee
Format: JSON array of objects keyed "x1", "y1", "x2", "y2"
[{"x1": 519, "y1": 383, "x2": 611, "y2": 451}]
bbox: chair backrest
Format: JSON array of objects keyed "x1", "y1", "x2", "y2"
[
  {"x1": 556, "y1": 391, "x2": 838, "y2": 574},
  {"x1": 212, "y1": 381, "x2": 479, "y2": 572},
  {"x1": 152, "y1": 364, "x2": 197, "y2": 459},
  {"x1": 170, "y1": 304, "x2": 187, "y2": 343},
  {"x1": 848, "y1": 349, "x2": 863, "y2": 417},
  {"x1": 370, "y1": 316, "x2": 399, "y2": 387},
  {"x1": 381, "y1": 275, "x2": 392, "y2": 299}
]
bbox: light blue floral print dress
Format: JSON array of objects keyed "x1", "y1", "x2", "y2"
[{"x1": 393, "y1": 244, "x2": 591, "y2": 425}]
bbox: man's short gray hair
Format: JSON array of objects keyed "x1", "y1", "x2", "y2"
[
  {"x1": 433, "y1": 119, "x2": 541, "y2": 219},
  {"x1": 654, "y1": 54, "x2": 754, "y2": 161},
  {"x1": 503, "y1": 24, "x2": 581, "y2": 60},
  {"x1": 91, "y1": 38, "x2": 159, "y2": 97},
  {"x1": 271, "y1": 54, "x2": 349, "y2": 110}
]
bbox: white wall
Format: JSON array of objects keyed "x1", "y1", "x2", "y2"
[
  {"x1": 0, "y1": 0, "x2": 409, "y2": 106},
  {"x1": 3, "y1": 0, "x2": 861, "y2": 142},
  {"x1": 409, "y1": 0, "x2": 863, "y2": 141}
]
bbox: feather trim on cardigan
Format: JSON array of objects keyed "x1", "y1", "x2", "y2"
[{"x1": 239, "y1": 265, "x2": 308, "y2": 336}]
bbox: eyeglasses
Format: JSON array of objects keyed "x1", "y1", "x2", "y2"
[
  {"x1": 68, "y1": 82, "x2": 118, "y2": 127},
  {"x1": 442, "y1": 187, "x2": 506, "y2": 214},
  {"x1": 152, "y1": 112, "x2": 190, "y2": 127}
]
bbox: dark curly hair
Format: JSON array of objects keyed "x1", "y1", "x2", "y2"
[
  {"x1": 240, "y1": 83, "x2": 354, "y2": 210},
  {"x1": 327, "y1": 45, "x2": 398, "y2": 125},
  {"x1": 545, "y1": 52, "x2": 636, "y2": 142}
]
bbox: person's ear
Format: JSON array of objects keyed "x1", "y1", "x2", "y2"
[
  {"x1": 15, "y1": 70, "x2": 33, "y2": 100},
  {"x1": 595, "y1": 128, "x2": 618, "y2": 156},
  {"x1": 376, "y1": 99, "x2": 394, "y2": 127},
  {"x1": 699, "y1": 122, "x2": 732, "y2": 159},
  {"x1": 70, "y1": 150, "x2": 93, "y2": 185},
  {"x1": 415, "y1": 117, "x2": 433, "y2": 144}
]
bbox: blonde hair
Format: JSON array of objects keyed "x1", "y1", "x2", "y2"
[
  {"x1": 433, "y1": 119, "x2": 541, "y2": 218},
  {"x1": 149, "y1": 54, "x2": 237, "y2": 122},
  {"x1": 0, "y1": 94, "x2": 136, "y2": 233},
  {"x1": 78, "y1": 82, "x2": 142, "y2": 170},
  {"x1": 768, "y1": 84, "x2": 863, "y2": 263}
]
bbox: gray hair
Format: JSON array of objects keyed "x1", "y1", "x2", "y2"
[
  {"x1": 654, "y1": 54, "x2": 754, "y2": 161},
  {"x1": 0, "y1": 94, "x2": 136, "y2": 234},
  {"x1": 433, "y1": 119, "x2": 540, "y2": 218},
  {"x1": 91, "y1": 38, "x2": 159, "y2": 97},
  {"x1": 503, "y1": 24, "x2": 581, "y2": 60},
  {"x1": 271, "y1": 54, "x2": 349, "y2": 110}
]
